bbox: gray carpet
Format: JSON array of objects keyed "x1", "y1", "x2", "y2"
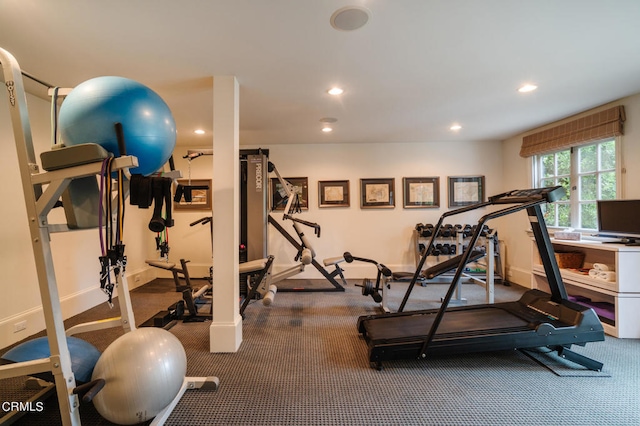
[{"x1": 2, "y1": 278, "x2": 639, "y2": 425}]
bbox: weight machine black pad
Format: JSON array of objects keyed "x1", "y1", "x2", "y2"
[{"x1": 40, "y1": 143, "x2": 110, "y2": 171}]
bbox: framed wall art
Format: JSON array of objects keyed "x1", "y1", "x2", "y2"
[
  {"x1": 318, "y1": 180, "x2": 350, "y2": 207},
  {"x1": 403, "y1": 177, "x2": 440, "y2": 208},
  {"x1": 360, "y1": 178, "x2": 395, "y2": 209},
  {"x1": 174, "y1": 179, "x2": 212, "y2": 211},
  {"x1": 271, "y1": 177, "x2": 309, "y2": 210},
  {"x1": 448, "y1": 176, "x2": 485, "y2": 207}
]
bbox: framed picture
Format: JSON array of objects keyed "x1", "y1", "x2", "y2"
[
  {"x1": 360, "y1": 178, "x2": 395, "y2": 209},
  {"x1": 174, "y1": 179, "x2": 212, "y2": 210},
  {"x1": 271, "y1": 177, "x2": 308, "y2": 210},
  {"x1": 318, "y1": 180, "x2": 350, "y2": 207},
  {"x1": 403, "y1": 177, "x2": 440, "y2": 208},
  {"x1": 448, "y1": 176, "x2": 485, "y2": 207}
]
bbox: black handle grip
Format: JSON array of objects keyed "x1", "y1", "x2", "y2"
[
  {"x1": 380, "y1": 265, "x2": 393, "y2": 277},
  {"x1": 114, "y1": 122, "x2": 126, "y2": 156},
  {"x1": 73, "y1": 379, "x2": 105, "y2": 403},
  {"x1": 190, "y1": 216, "x2": 212, "y2": 226}
]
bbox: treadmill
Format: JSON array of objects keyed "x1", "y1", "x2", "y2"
[{"x1": 357, "y1": 186, "x2": 605, "y2": 370}]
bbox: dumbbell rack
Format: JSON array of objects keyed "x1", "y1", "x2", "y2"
[{"x1": 412, "y1": 225, "x2": 502, "y2": 304}]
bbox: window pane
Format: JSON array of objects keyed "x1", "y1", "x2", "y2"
[
  {"x1": 557, "y1": 150, "x2": 570, "y2": 175},
  {"x1": 580, "y1": 202, "x2": 597, "y2": 229},
  {"x1": 579, "y1": 145, "x2": 597, "y2": 173},
  {"x1": 600, "y1": 171, "x2": 616, "y2": 199},
  {"x1": 600, "y1": 140, "x2": 616, "y2": 170},
  {"x1": 534, "y1": 138, "x2": 616, "y2": 230},
  {"x1": 558, "y1": 176, "x2": 571, "y2": 201},
  {"x1": 543, "y1": 203, "x2": 557, "y2": 226},
  {"x1": 541, "y1": 178, "x2": 556, "y2": 188},
  {"x1": 541, "y1": 154, "x2": 555, "y2": 178},
  {"x1": 580, "y1": 174, "x2": 596, "y2": 200},
  {"x1": 557, "y1": 203, "x2": 571, "y2": 227}
]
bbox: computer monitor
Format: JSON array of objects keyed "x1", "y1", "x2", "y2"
[{"x1": 597, "y1": 199, "x2": 640, "y2": 244}]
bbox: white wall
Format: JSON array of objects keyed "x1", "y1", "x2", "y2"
[
  {"x1": 0, "y1": 89, "x2": 155, "y2": 348},
  {"x1": 497, "y1": 93, "x2": 640, "y2": 288},
  {"x1": 248, "y1": 142, "x2": 504, "y2": 278},
  {"x1": 152, "y1": 140, "x2": 507, "y2": 281},
  {"x1": 150, "y1": 141, "x2": 505, "y2": 280}
]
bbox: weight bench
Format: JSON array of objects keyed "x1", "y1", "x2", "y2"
[
  {"x1": 144, "y1": 258, "x2": 212, "y2": 325},
  {"x1": 391, "y1": 271, "x2": 428, "y2": 286},
  {"x1": 240, "y1": 256, "x2": 276, "y2": 317},
  {"x1": 145, "y1": 258, "x2": 195, "y2": 292},
  {"x1": 323, "y1": 256, "x2": 348, "y2": 287}
]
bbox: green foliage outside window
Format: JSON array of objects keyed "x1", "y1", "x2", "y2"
[{"x1": 537, "y1": 139, "x2": 616, "y2": 230}]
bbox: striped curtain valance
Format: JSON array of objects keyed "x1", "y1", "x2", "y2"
[{"x1": 519, "y1": 105, "x2": 625, "y2": 157}]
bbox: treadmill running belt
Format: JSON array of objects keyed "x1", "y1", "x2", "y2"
[{"x1": 364, "y1": 306, "x2": 531, "y2": 343}]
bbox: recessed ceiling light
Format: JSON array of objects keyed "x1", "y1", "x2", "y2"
[
  {"x1": 194, "y1": 129, "x2": 205, "y2": 135},
  {"x1": 328, "y1": 87, "x2": 344, "y2": 96},
  {"x1": 518, "y1": 84, "x2": 538, "y2": 93},
  {"x1": 450, "y1": 124, "x2": 462, "y2": 131},
  {"x1": 320, "y1": 117, "x2": 336, "y2": 133}
]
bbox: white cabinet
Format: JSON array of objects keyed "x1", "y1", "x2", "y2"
[{"x1": 531, "y1": 238, "x2": 640, "y2": 338}]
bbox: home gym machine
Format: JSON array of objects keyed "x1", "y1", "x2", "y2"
[
  {"x1": 356, "y1": 186, "x2": 605, "y2": 371},
  {"x1": 141, "y1": 153, "x2": 213, "y2": 325},
  {"x1": 240, "y1": 149, "x2": 346, "y2": 293},
  {"x1": 239, "y1": 155, "x2": 347, "y2": 314}
]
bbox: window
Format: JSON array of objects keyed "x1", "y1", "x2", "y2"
[{"x1": 534, "y1": 138, "x2": 618, "y2": 230}]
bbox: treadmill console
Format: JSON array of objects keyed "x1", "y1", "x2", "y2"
[{"x1": 489, "y1": 186, "x2": 565, "y2": 204}]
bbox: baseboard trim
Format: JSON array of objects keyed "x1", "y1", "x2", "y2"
[{"x1": 0, "y1": 266, "x2": 156, "y2": 350}]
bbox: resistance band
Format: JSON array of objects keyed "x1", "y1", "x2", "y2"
[{"x1": 98, "y1": 156, "x2": 127, "y2": 306}]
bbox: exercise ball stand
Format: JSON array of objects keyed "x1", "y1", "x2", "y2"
[{"x1": 0, "y1": 46, "x2": 219, "y2": 426}]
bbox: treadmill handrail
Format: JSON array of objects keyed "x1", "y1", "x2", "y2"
[
  {"x1": 398, "y1": 185, "x2": 565, "y2": 312},
  {"x1": 398, "y1": 195, "x2": 557, "y2": 312}
]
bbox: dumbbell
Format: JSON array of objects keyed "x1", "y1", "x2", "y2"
[
  {"x1": 438, "y1": 224, "x2": 453, "y2": 238},
  {"x1": 415, "y1": 223, "x2": 434, "y2": 237},
  {"x1": 481, "y1": 225, "x2": 493, "y2": 236}
]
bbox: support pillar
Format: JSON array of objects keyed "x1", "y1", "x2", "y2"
[{"x1": 210, "y1": 76, "x2": 241, "y2": 352}]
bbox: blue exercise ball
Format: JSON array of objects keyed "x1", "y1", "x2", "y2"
[
  {"x1": 58, "y1": 76, "x2": 176, "y2": 176},
  {"x1": 2, "y1": 336, "x2": 101, "y2": 383}
]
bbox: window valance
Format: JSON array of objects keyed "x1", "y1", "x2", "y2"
[{"x1": 519, "y1": 105, "x2": 625, "y2": 157}]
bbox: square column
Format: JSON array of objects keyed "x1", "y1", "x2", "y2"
[{"x1": 210, "y1": 75, "x2": 242, "y2": 352}]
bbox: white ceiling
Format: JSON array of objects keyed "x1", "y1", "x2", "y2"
[{"x1": 2, "y1": 0, "x2": 640, "y2": 148}]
